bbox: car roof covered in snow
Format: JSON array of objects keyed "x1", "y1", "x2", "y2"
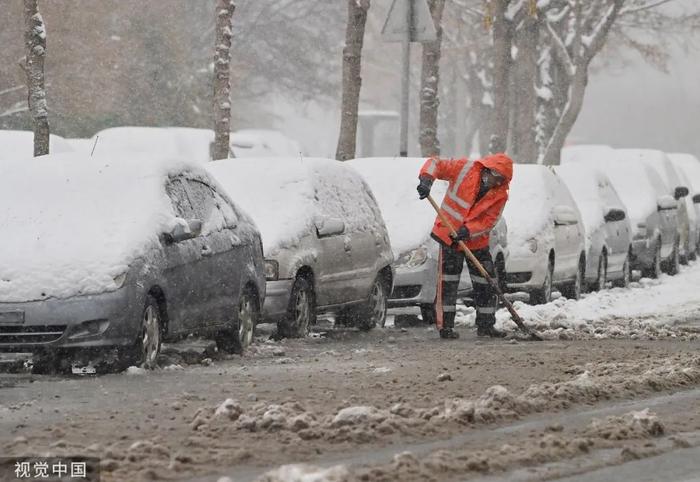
[
  {"x1": 668, "y1": 153, "x2": 700, "y2": 194},
  {"x1": 615, "y1": 149, "x2": 681, "y2": 192},
  {"x1": 0, "y1": 152, "x2": 215, "y2": 302},
  {"x1": 0, "y1": 130, "x2": 74, "y2": 160},
  {"x1": 206, "y1": 157, "x2": 385, "y2": 253}
]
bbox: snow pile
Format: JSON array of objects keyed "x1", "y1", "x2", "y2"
[
  {"x1": 348, "y1": 157, "x2": 449, "y2": 257},
  {"x1": 503, "y1": 165, "x2": 556, "y2": 259},
  {"x1": 0, "y1": 130, "x2": 74, "y2": 160},
  {"x1": 486, "y1": 262, "x2": 700, "y2": 339},
  {"x1": 0, "y1": 153, "x2": 217, "y2": 302},
  {"x1": 207, "y1": 157, "x2": 387, "y2": 254},
  {"x1": 585, "y1": 408, "x2": 664, "y2": 440}
]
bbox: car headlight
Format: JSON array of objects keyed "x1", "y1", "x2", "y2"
[
  {"x1": 396, "y1": 246, "x2": 428, "y2": 268},
  {"x1": 264, "y1": 260, "x2": 279, "y2": 281},
  {"x1": 113, "y1": 272, "x2": 128, "y2": 289},
  {"x1": 526, "y1": 238, "x2": 538, "y2": 253}
]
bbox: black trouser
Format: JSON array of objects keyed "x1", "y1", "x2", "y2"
[{"x1": 437, "y1": 244, "x2": 497, "y2": 330}]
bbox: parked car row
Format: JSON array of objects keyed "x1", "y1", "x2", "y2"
[{"x1": 1, "y1": 142, "x2": 699, "y2": 370}]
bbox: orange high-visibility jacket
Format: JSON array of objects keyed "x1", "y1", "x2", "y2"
[{"x1": 419, "y1": 154, "x2": 513, "y2": 250}]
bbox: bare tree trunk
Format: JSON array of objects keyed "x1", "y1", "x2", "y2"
[
  {"x1": 336, "y1": 0, "x2": 370, "y2": 161},
  {"x1": 512, "y1": 15, "x2": 539, "y2": 163},
  {"x1": 541, "y1": 70, "x2": 588, "y2": 165},
  {"x1": 489, "y1": 0, "x2": 512, "y2": 145},
  {"x1": 23, "y1": 0, "x2": 49, "y2": 157},
  {"x1": 419, "y1": 0, "x2": 446, "y2": 157},
  {"x1": 212, "y1": 0, "x2": 235, "y2": 161}
]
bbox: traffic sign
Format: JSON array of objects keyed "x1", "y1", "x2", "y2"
[{"x1": 381, "y1": 0, "x2": 437, "y2": 43}]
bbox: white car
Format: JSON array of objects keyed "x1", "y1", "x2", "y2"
[
  {"x1": 563, "y1": 145, "x2": 679, "y2": 278},
  {"x1": 90, "y1": 126, "x2": 211, "y2": 162},
  {"x1": 348, "y1": 157, "x2": 508, "y2": 325},
  {"x1": 232, "y1": 129, "x2": 304, "y2": 157},
  {"x1": 616, "y1": 149, "x2": 690, "y2": 268},
  {"x1": 0, "y1": 130, "x2": 74, "y2": 160},
  {"x1": 555, "y1": 164, "x2": 632, "y2": 289},
  {"x1": 668, "y1": 153, "x2": 700, "y2": 260},
  {"x1": 206, "y1": 157, "x2": 394, "y2": 336},
  {"x1": 504, "y1": 165, "x2": 586, "y2": 304}
]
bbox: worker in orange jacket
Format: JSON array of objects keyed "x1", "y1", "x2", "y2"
[{"x1": 417, "y1": 136, "x2": 513, "y2": 339}]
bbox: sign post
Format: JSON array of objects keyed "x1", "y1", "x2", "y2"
[{"x1": 382, "y1": 0, "x2": 437, "y2": 157}]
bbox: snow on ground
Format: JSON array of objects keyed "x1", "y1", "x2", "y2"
[
  {"x1": 458, "y1": 261, "x2": 700, "y2": 339},
  {"x1": 0, "y1": 130, "x2": 74, "y2": 160}
]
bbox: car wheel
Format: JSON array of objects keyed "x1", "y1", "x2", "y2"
[
  {"x1": 358, "y1": 277, "x2": 388, "y2": 331},
  {"x1": 613, "y1": 255, "x2": 632, "y2": 288},
  {"x1": 561, "y1": 257, "x2": 584, "y2": 300},
  {"x1": 594, "y1": 253, "x2": 607, "y2": 291},
  {"x1": 136, "y1": 295, "x2": 162, "y2": 369},
  {"x1": 278, "y1": 276, "x2": 315, "y2": 338},
  {"x1": 666, "y1": 240, "x2": 680, "y2": 275},
  {"x1": 530, "y1": 259, "x2": 553, "y2": 305},
  {"x1": 217, "y1": 287, "x2": 258, "y2": 354},
  {"x1": 642, "y1": 242, "x2": 662, "y2": 279},
  {"x1": 419, "y1": 303, "x2": 436, "y2": 325}
]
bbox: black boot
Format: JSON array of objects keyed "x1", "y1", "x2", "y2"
[
  {"x1": 476, "y1": 325, "x2": 506, "y2": 338},
  {"x1": 439, "y1": 328, "x2": 460, "y2": 339}
]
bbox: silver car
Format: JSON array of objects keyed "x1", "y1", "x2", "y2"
[
  {"x1": 206, "y1": 157, "x2": 394, "y2": 337},
  {"x1": 0, "y1": 154, "x2": 266, "y2": 372},
  {"x1": 616, "y1": 149, "x2": 688, "y2": 273},
  {"x1": 348, "y1": 157, "x2": 508, "y2": 325},
  {"x1": 504, "y1": 165, "x2": 586, "y2": 304},
  {"x1": 670, "y1": 153, "x2": 700, "y2": 257},
  {"x1": 555, "y1": 164, "x2": 632, "y2": 290}
]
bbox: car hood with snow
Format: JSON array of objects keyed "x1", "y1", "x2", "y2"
[{"x1": 0, "y1": 153, "x2": 208, "y2": 302}]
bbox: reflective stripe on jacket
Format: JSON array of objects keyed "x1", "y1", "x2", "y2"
[{"x1": 419, "y1": 154, "x2": 513, "y2": 250}]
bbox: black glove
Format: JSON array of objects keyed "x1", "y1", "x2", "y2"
[
  {"x1": 450, "y1": 225, "x2": 470, "y2": 243},
  {"x1": 417, "y1": 176, "x2": 433, "y2": 200}
]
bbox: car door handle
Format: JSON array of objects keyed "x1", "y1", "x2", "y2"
[{"x1": 201, "y1": 245, "x2": 213, "y2": 257}]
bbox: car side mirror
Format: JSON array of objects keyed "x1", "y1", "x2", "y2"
[
  {"x1": 657, "y1": 195, "x2": 677, "y2": 211},
  {"x1": 674, "y1": 186, "x2": 689, "y2": 200},
  {"x1": 694, "y1": 194, "x2": 700, "y2": 204},
  {"x1": 314, "y1": 216, "x2": 345, "y2": 237},
  {"x1": 164, "y1": 218, "x2": 202, "y2": 244},
  {"x1": 604, "y1": 207, "x2": 626, "y2": 223},
  {"x1": 553, "y1": 205, "x2": 578, "y2": 226}
]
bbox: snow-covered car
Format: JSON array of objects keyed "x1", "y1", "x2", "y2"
[
  {"x1": 554, "y1": 164, "x2": 632, "y2": 290},
  {"x1": 669, "y1": 153, "x2": 700, "y2": 257},
  {"x1": 232, "y1": 129, "x2": 304, "y2": 157},
  {"x1": 347, "y1": 157, "x2": 508, "y2": 325},
  {"x1": 504, "y1": 165, "x2": 586, "y2": 304},
  {"x1": 0, "y1": 153, "x2": 266, "y2": 371},
  {"x1": 90, "y1": 126, "x2": 212, "y2": 162},
  {"x1": 562, "y1": 145, "x2": 679, "y2": 278},
  {"x1": 206, "y1": 157, "x2": 394, "y2": 336},
  {"x1": 616, "y1": 149, "x2": 690, "y2": 268},
  {"x1": 0, "y1": 129, "x2": 74, "y2": 160}
]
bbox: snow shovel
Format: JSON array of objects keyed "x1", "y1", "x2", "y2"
[{"x1": 426, "y1": 194, "x2": 542, "y2": 341}]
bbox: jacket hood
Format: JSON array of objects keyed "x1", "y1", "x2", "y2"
[{"x1": 478, "y1": 153, "x2": 513, "y2": 183}]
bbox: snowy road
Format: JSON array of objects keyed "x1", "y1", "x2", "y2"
[{"x1": 0, "y1": 263, "x2": 699, "y2": 481}]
